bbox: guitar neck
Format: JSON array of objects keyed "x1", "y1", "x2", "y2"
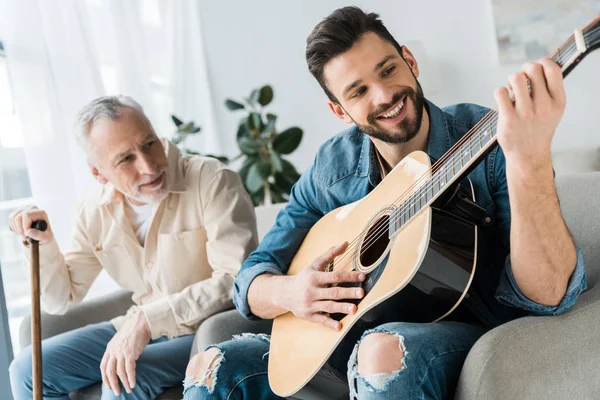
[{"x1": 391, "y1": 16, "x2": 600, "y2": 236}]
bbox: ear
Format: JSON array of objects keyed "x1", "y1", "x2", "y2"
[
  {"x1": 88, "y1": 162, "x2": 108, "y2": 185},
  {"x1": 400, "y1": 46, "x2": 420, "y2": 79},
  {"x1": 328, "y1": 101, "x2": 354, "y2": 124}
]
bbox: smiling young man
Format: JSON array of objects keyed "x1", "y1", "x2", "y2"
[
  {"x1": 8, "y1": 96, "x2": 257, "y2": 400},
  {"x1": 182, "y1": 7, "x2": 586, "y2": 400}
]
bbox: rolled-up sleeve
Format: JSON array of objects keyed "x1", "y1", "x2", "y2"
[
  {"x1": 234, "y1": 262, "x2": 283, "y2": 320},
  {"x1": 495, "y1": 249, "x2": 587, "y2": 315}
]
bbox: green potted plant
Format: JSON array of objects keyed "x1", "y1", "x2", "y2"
[
  {"x1": 169, "y1": 116, "x2": 229, "y2": 163},
  {"x1": 225, "y1": 84, "x2": 302, "y2": 206}
]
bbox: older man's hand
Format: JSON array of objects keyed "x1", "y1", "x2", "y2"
[{"x1": 100, "y1": 310, "x2": 151, "y2": 395}]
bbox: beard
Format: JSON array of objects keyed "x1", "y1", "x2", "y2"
[
  {"x1": 354, "y1": 79, "x2": 426, "y2": 144},
  {"x1": 126, "y1": 170, "x2": 169, "y2": 204}
]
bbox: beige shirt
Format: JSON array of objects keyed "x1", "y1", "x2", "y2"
[{"x1": 27, "y1": 141, "x2": 258, "y2": 339}]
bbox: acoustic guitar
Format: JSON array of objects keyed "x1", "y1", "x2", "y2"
[{"x1": 268, "y1": 16, "x2": 600, "y2": 397}]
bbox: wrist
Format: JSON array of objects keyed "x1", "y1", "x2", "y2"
[
  {"x1": 505, "y1": 155, "x2": 554, "y2": 186},
  {"x1": 267, "y1": 274, "x2": 293, "y2": 312},
  {"x1": 135, "y1": 310, "x2": 151, "y2": 338}
]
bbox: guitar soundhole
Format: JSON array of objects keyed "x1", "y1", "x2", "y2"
[{"x1": 360, "y1": 214, "x2": 391, "y2": 268}]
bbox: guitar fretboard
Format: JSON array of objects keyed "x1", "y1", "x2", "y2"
[{"x1": 389, "y1": 18, "x2": 600, "y2": 237}]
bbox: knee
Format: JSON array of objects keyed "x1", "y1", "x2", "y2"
[
  {"x1": 9, "y1": 347, "x2": 33, "y2": 385},
  {"x1": 185, "y1": 347, "x2": 223, "y2": 393},
  {"x1": 357, "y1": 332, "x2": 406, "y2": 376},
  {"x1": 9, "y1": 347, "x2": 34, "y2": 397}
]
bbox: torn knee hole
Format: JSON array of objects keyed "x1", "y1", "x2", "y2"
[
  {"x1": 347, "y1": 331, "x2": 408, "y2": 396},
  {"x1": 356, "y1": 331, "x2": 407, "y2": 375},
  {"x1": 184, "y1": 347, "x2": 224, "y2": 394}
]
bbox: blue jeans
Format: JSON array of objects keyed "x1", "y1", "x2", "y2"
[
  {"x1": 182, "y1": 321, "x2": 486, "y2": 400},
  {"x1": 10, "y1": 321, "x2": 194, "y2": 400}
]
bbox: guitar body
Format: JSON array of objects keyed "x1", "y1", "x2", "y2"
[{"x1": 268, "y1": 150, "x2": 478, "y2": 396}]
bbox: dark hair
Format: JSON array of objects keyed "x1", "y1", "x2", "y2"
[{"x1": 305, "y1": 6, "x2": 404, "y2": 102}]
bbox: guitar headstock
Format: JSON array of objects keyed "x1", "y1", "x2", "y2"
[
  {"x1": 583, "y1": 15, "x2": 600, "y2": 51},
  {"x1": 555, "y1": 15, "x2": 600, "y2": 77}
]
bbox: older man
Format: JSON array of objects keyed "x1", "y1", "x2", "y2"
[{"x1": 8, "y1": 95, "x2": 257, "y2": 400}]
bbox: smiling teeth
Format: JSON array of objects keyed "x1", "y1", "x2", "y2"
[{"x1": 382, "y1": 100, "x2": 404, "y2": 118}]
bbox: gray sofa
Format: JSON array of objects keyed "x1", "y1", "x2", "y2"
[{"x1": 18, "y1": 172, "x2": 600, "y2": 399}]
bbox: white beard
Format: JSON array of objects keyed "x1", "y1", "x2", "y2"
[{"x1": 126, "y1": 172, "x2": 170, "y2": 205}]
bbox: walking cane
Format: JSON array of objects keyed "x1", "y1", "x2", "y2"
[{"x1": 27, "y1": 220, "x2": 46, "y2": 400}]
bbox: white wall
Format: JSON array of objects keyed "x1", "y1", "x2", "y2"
[{"x1": 198, "y1": 0, "x2": 600, "y2": 172}]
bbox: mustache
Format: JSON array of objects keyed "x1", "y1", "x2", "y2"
[
  {"x1": 137, "y1": 170, "x2": 165, "y2": 186},
  {"x1": 367, "y1": 88, "x2": 415, "y2": 124}
]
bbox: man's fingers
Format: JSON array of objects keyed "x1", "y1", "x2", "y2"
[
  {"x1": 21, "y1": 210, "x2": 48, "y2": 234},
  {"x1": 310, "y1": 312, "x2": 342, "y2": 331},
  {"x1": 508, "y1": 72, "x2": 533, "y2": 113},
  {"x1": 126, "y1": 358, "x2": 137, "y2": 390},
  {"x1": 316, "y1": 286, "x2": 364, "y2": 301},
  {"x1": 313, "y1": 242, "x2": 349, "y2": 271},
  {"x1": 100, "y1": 355, "x2": 109, "y2": 389},
  {"x1": 106, "y1": 357, "x2": 120, "y2": 396},
  {"x1": 539, "y1": 57, "x2": 565, "y2": 103},
  {"x1": 316, "y1": 270, "x2": 366, "y2": 285},
  {"x1": 10, "y1": 212, "x2": 24, "y2": 236},
  {"x1": 25, "y1": 229, "x2": 46, "y2": 242},
  {"x1": 494, "y1": 86, "x2": 514, "y2": 117},
  {"x1": 313, "y1": 300, "x2": 357, "y2": 316},
  {"x1": 522, "y1": 62, "x2": 549, "y2": 103},
  {"x1": 117, "y1": 357, "x2": 131, "y2": 393}
]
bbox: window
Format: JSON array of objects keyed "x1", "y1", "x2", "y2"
[{"x1": 0, "y1": 40, "x2": 34, "y2": 356}]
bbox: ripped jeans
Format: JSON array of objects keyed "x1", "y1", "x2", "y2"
[{"x1": 182, "y1": 321, "x2": 486, "y2": 400}]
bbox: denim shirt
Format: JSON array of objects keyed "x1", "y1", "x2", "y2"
[{"x1": 234, "y1": 100, "x2": 587, "y2": 329}]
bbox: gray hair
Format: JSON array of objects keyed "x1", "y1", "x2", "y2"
[{"x1": 74, "y1": 95, "x2": 152, "y2": 155}]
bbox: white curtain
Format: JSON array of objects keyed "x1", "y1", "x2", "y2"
[{"x1": 0, "y1": 0, "x2": 219, "y2": 248}]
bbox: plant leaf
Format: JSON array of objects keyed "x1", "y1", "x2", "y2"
[
  {"x1": 171, "y1": 115, "x2": 184, "y2": 127},
  {"x1": 246, "y1": 113, "x2": 256, "y2": 131},
  {"x1": 269, "y1": 182, "x2": 287, "y2": 204},
  {"x1": 270, "y1": 152, "x2": 283, "y2": 172},
  {"x1": 171, "y1": 135, "x2": 183, "y2": 145},
  {"x1": 225, "y1": 99, "x2": 245, "y2": 111},
  {"x1": 246, "y1": 162, "x2": 266, "y2": 192},
  {"x1": 205, "y1": 154, "x2": 229, "y2": 164},
  {"x1": 262, "y1": 118, "x2": 276, "y2": 137},
  {"x1": 191, "y1": 127, "x2": 201, "y2": 133},
  {"x1": 258, "y1": 85, "x2": 274, "y2": 106},
  {"x1": 238, "y1": 137, "x2": 260, "y2": 156},
  {"x1": 249, "y1": 89, "x2": 260, "y2": 105},
  {"x1": 266, "y1": 113, "x2": 277, "y2": 121},
  {"x1": 252, "y1": 113, "x2": 263, "y2": 132},
  {"x1": 238, "y1": 157, "x2": 258, "y2": 182},
  {"x1": 281, "y1": 158, "x2": 301, "y2": 181},
  {"x1": 274, "y1": 172, "x2": 296, "y2": 194},
  {"x1": 273, "y1": 127, "x2": 302, "y2": 154},
  {"x1": 250, "y1": 186, "x2": 264, "y2": 207},
  {"x1": 256, "y1": 159, "x2": 272, "y2": 179},
  {"x1": 179, "y1": 122, "x2": 195, "y2": 133},
  {"x1": 184, "y1": 149, "x2": 200, "y2": 156},
  {"x1": 237, "y1": 122, "x2": 250, "y2": 139}
]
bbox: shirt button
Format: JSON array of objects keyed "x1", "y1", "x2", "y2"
[
  {"x1": 484, "y1": 216, "x2": 492, "y2": 224},
  {"x1": 147, "y1": 261, "x2": 154, "y2": 268},
  {"x1": 177, "y1": 233, "x2": 184, "y2": 240}
]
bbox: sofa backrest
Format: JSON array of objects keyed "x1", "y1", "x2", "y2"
[{"x1": 556, "y1": 172, "x2": 600, "y2": 291}]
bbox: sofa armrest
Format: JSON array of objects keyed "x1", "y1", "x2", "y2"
[
  {"x1": 455, "y1": 287, "x2": 600, "y2": 400},
  {"x1": 19, "y1": 290, "x2": 134, "y2": 350},
  {"x1": 190, "y1": 309, "x2": 272, "y2": 358}
]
